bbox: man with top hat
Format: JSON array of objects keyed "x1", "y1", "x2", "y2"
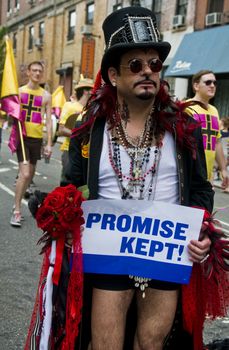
[
  {"x1": 58, "y1": 75, "x2": 93, "y2": 185},
  {"x1": 67, "y1": 6, "x2": 228, "y2": 350}
]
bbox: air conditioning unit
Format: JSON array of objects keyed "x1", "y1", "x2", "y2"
[
  {"x1": 172, "y1": 14, "x2": 185, "y2": 28},
  {"x1": 7, "y1": 8, "x2": 12, "y2": 17},
  {"x1": 205, "y1": 12, "x2": 223, "y2": 26},
  {"x1": 34, "y1": 38, "x2": 43, "y2": 49},
  {"x1": 80, "y1": 25, "x2": 93, "y2": 35}
]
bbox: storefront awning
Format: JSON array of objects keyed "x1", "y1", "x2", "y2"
[{"x1": 165, "y1": 25, "x2": 229, "y2": 77}]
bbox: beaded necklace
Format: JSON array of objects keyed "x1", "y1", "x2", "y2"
[
  {"x1": 108, "y1": 114, "x2": 162, "y2": 200},
  {"x1": 108, "y1": 138, "x2": 161, "y2": 200},
  {"x1": 107, "y1": 116, "x2": 163, "y2": 296}
]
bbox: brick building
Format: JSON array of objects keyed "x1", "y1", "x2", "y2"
[
  {"x1": 165, "y1": 0, "x2": 229, "y2": 116},
  {"x1": 2, "y1": 0, "x2": 229, "y2": 116},
  {"x1": 2, "y1": 0, "x2": 107, "y2": 98},
  {"x1": 1, "y1": 0, "x2": 148, "y2": 98}
]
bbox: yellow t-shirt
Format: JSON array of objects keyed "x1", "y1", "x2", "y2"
[
  {"x1": 20, "y1": 85, "x2": 45, "y2": 138},
  {"x1": 0, "y1": 107, "x2": 6, "y2": 128},
  {"x1": 186, "y1": 102, "x2": 221, "y2": 181},
  {"x1": 0, "y1": 112, "x2": 6, "y2": 128},
  {"x1": 59, "y1": 101, "x2": 83, "y2": 151}
]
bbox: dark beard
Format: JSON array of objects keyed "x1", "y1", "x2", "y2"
[{"x1": 137, "y1": 90, "x2": 155, "y2": 100}]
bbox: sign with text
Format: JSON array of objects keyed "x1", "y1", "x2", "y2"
[{"x1": 82, "y1": 200, "x2": 204, "y2": 284}]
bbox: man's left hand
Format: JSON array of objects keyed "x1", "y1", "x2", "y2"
[{"x1": 188, "y1": 231, "x2": 211, "y2": 263}]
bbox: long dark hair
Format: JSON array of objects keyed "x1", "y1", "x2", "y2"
[{"x1": 72, "y1": 71, "x2": 199, "y2": 158}]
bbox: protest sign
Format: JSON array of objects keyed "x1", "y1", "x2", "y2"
[{"x1": 82, "y1": 200, "x2": 204, "y2": 284}]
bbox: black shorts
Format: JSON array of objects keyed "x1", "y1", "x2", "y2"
[
  {"x1": 17, "y1": 136, "x2": 42, "y2": 165},
  {"x1": 89, "y1": 273, "x2": 180, "y2": 291}
]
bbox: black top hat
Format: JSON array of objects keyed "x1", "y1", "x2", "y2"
[{"x1": 101, "y1": 6, "x2": 171, "y2": 84}]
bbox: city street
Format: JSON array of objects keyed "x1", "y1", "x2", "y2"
[{"x1": 0, "y1": 129, "x2": 228, "y2": 349}]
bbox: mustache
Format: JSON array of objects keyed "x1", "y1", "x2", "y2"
[{"x1": 134, "y1": 79, "x2": 157, "y2": 88}]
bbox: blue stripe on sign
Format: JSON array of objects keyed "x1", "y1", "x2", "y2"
[{"x1": 83, "y1": 254, "x2": 192, "y2": 284}]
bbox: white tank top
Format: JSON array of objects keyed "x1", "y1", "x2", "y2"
[{"x1": 98, "y1": 125, "x2": 179, "y2": 204}]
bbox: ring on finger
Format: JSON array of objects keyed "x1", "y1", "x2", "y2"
[{"x1": 200, "y1": 254, "x2": 209, "y2": 264}]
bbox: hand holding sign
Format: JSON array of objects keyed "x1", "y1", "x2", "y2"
[{"x1": 82, "y1": 200, "x2": 204, "y2": 284}]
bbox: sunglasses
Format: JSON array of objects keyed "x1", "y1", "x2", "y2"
[
  {"x1": 203, "y1": 80, "x2": 217, "y2": 86},
  {"x1": 120, "y1": 58, "x2": 163, "y2": 74}
]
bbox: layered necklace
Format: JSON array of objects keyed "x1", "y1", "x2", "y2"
[
  {"x1": 108, "y1": 111, "x2": 162, "y2": 201},
  {"x1": 108, "y1": 107, "x2": 164, "y2": 297}
]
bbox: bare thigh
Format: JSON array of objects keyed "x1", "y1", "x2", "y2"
[
  {"x1": 91, "y1": 288, "x2": 134, "y2": 350},
  {"x1": 134, "y1": 288, "x2": 179, "y2": 350}
]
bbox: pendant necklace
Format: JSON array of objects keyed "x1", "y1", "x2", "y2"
[{"x1": 107, "y1": 113, "x2": 163, "y2": 297}]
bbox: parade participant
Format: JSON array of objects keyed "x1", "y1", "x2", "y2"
[
  {"x1": 186, "y1": 70, "x2": 229, "y2": 188},
  {"x1": 58, "y1": 75, "x2": 93, "y2": 185},
  {"x1": 219, "y1": 116, "x2": 229, "y2": 192},
  {"x1": 67, "y1": 7, "x2": 222, "y2": 350},
  {"x1": 10, "y1": 61, "x2": 52, "y2": 227},
  {"x1": 0, "y1": 105, "x2": 7, "y2": 164}
]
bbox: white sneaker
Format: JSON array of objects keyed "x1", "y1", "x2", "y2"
[
  {"x1": 11, "y1": 206, "x2": 25, "y2": 221},
  {"x1": 10, "y1": 212, "x2": 22, "y2": 227}
]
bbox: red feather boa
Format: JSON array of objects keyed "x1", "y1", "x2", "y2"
[
  {"x1": 71, "y1": 71, "x2": 201, "y2": 160},
  {"x1": 182, "y1": 209, "x2": 229, "y2": 350}
]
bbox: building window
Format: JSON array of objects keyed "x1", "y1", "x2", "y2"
[
  {"x1": 39, "y1": 21, "x2": 45, "y2": 43},
  {"x1": 152, "y1": 0, "x2": 162, "y2": 27},
  {"x1": 15, "y1": 0, "x2": 20, "y2": 9},
  {"x1": 113, "y1": 3, "x2": 122, "y2": 11},
  {"x1": 152, "y1": 0, "x2": 161, "y2": 13},
  {"x1": 86, "y1": 2, "x2": 94, "y2": 25},
  {"x1": 67, "y1": 10, "x2": 76, "y2": 41},
  {"x1": 176, "y1": 0, "x2": 188, "y2": 16},
  {"x1": 28, "y1": 25, "x2": 34, "y2": 50},
  {"x1": 13, "y1": 32, "x2": 17, "y2": 51},
  {"x1": 7, "y1": 0, "x2": 11, "y2": 12},
  {"x1": 208, "y1": 0, "x2": 224, "y2": 13},
  {"x1": 130, "y1": 0, "x2": 141, "y2": 5}
]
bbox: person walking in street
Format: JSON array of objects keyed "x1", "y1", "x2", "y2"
[
  {"x1": 58, "y1": 75, "x2": 93, "y2": 185},
  {"x1": 67, "y1": 7, "x2": 220, "y2": 350},
  {"x1": 185, "y1": 70, "x2": 229, "y2": 189},
  {"x1": 10, "y1": 61, "x2": 52, "y2": 227},
  {"x1": 219, "y1": 116, "x2": 229, "y2": 192},
  {"x1": 0, "y1": 105, "x2": 7, "y2": 164}
]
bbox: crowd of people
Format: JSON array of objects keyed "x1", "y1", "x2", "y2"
[
  {"x1": 1, "y1": 5, "x2": 229, "y2": 350},
  {"x1": 1, "y1": 61, "x2": 228, "y2": 228}
]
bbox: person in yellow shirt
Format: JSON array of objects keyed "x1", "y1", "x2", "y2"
[
  {"x1": 186, "y1": 70, "x2": 229, "y2": 188},
  {"x1": 58, "y1": 76, "x2": 93, "y2": 184},
  {"x1": 10, "y1": 61, "x2": 52, "y2": 227},
  {"x1": 0, "y1": 107, "x2": 7, "y2": 164}
]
